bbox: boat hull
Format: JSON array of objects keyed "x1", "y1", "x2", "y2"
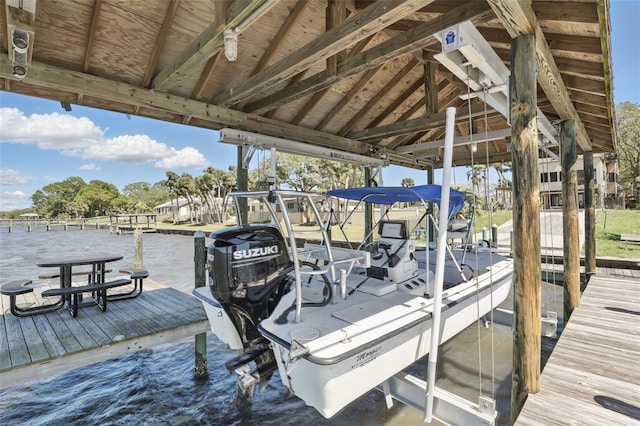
[{"x1": 263, "y1": 266, "x2": 512, "y2": 418}]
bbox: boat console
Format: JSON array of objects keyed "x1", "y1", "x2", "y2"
[{"x1": 366, "y1": 220, "x2": 418, "y2": 284}]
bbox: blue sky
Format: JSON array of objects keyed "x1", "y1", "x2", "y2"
[{"x1": 1, "y1": 0, "x2": 639, "y2": 211}]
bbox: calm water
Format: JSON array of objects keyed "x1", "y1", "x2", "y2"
[{"x1": 0, "y1": 228, "x2": 563, "y2": 425}]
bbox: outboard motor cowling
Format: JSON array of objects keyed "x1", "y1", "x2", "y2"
[{"x1": 208, "y1": 225, "x2": 294, "y2": 387}]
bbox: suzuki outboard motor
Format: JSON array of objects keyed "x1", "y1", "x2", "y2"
[{"x1": 208, "y1": 225, "x2": 294, "y2": 387}]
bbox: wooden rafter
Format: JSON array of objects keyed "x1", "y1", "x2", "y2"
[
  {"x1": 245, "y1": 1, "x2": 491, "y2": 114},
  {"x1": 0, "y1": 57, "x2": 372, "y2": 156},
  {"x1": 214, "y1": 0, "x2": 437, "y2": 107},
  {"x1": 251, "y1": 1, "x2": 308, "y2": 76},
  {"x1": 142, "y1": 0, "x2": 181, "y2": 88},
  {"x1": 326, "y1": 0, "x2": 347, "y2": 77},
  {"x1": 183, "y1": 52, "x2": 222, "y2": 124},
  {"x1": 486, "y1": 0, "x2": 592, "y2": 151},
  {"x1": 316, "y1": 65, "x2": 381, "y2": 131},
  {"x1": 151, "y1": 0, "x2": 271, "y2": 91},
  {"x1": 350, "y1": 103, "x2": 489, "y2": 143},
  {"x1": 338, "y1": 58, "x2": 420, "y2": 136},
  {"x1": 368, "y1": 77, "x2": 423, "y2": 129},
  {"x1": 290, "y1": 0, "x2": 347, "y2": 126},
  {"x1": 82, "y1": 0, "x2": 102, "y2": 73},
  {"x1": 291, "y1": 88, "x2": 330, "y2": 125}
]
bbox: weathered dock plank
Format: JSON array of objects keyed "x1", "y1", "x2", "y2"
[
  {"x1": 515, "y1": 274, "x2": 640, "y2": 425},
  {"x1": 0, "y1": 279, "x2": 210, "y2": 390}
]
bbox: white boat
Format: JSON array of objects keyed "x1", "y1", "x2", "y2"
[{"x1": 193, "y1": 184, "x2": 513, "y2": 420}]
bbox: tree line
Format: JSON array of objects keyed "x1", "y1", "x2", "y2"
[
  {"x1": 7, "y1": 100, "x2": 637, "y2": 220},
  {"x1": 9, "y1": 156, "x2": 370, "y2": 222}
]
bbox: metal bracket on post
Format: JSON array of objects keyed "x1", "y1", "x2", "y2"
[
  {"x1": 381, "y1": 380, "x2": 394, "y2": 409},
  {"x1": 478, "y1": 395, "x2": 496, "y2": 417},
  {"x1": 241, "y1": 144, "x2": 256, "y2": 169}
]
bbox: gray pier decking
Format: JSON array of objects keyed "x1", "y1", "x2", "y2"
[
  {"x1": 516, "y1": 274, "x2": 640, "y2": 424},
  {"x1": 1, "y1": 279, "x2": 209, "y2": 389}
]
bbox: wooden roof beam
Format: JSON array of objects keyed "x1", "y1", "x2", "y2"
[
  {"x1": 0, "y1": 57, "x2": 369, "y2": 156},
  {"x1": 245, "y1": 1, "x2": 491, "y2": 114},
  {"x1": 151, "y1": 0, "x2": 273, "y2": 91},
  {"x1": 142, "y1": 0, "x2": 181, "y2": 88},
  {"x1": 315, "y1": 65, "x2": 382, "y2": 131},
  {"x1": 350, "y1": 103, "x2": 490, "y2": 143},
  {"x1": 250, "y1": 1, "x2": 308, "y2": 76},
  {"x1": 367, "y1": 77, "x2": 423, "y2": 129},
  {"x1": 338, "y1": 57, "x2": 420, "y2": 136},
  {"x1": 486, "y1": 0, "x2": 592, "y2": 151},
  {"x1": 82, "y1": 0, "x2": 102, "y2": 73},
  {"x1": 214, "y1": 0, "x2": 437, "y2": 107}
]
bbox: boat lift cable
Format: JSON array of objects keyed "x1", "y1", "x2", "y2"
[
  {"x1": 465, "y1": 68, "x2": 484, "y2": 399},
  {"x1": 540, "y1": 144, "x2": 560, "y2": 314},
  {"x1": 482, "y1": 87, "x2": 497, "y2": 399}
]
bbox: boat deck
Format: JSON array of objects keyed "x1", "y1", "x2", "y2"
[
  {"x1": 0, "y1": 278, "x2": 209, "y2": 389},
  {"x1": 515, "y1": 274, "x2": 640, "y2": 424}
]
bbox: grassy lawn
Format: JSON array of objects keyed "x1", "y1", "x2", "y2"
[
  {"x1": 594, "y1": 209, "x2": 640, "y2": 258},
  {"x1": 471, "y1": 209, "x2": 513, "y2": 231},
  {"x1": 152, "y1": 208, "x2": 639, "y2": 259}
]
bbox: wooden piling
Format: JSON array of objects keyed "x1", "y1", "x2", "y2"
[
  {"x1": 509, "y1": 34, "x2": 541, "y2": 422},
  {"x1": 237, "y1": 147, "x2": 248, "y2": 225},
  {"x1": 134, "y1": 228, "x2": 143, "y2": 268},
  {"x1": 194, "y1": 231, "x2": 208, "y2": 378},
  {"x1": 364, "y1": 167, "x2": 373, "y2": 247},
  {"x1": 561, "y1": 120, "x2": 580, "y2": 321},
  {"x1": 583, "y1": 150, "x2": 596, "y2": 278}
]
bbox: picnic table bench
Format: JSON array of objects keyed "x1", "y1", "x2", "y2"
[
  {"x1": 1, "y1": 254, "x2": 149, "y2": 318},
  {"x1": 620, "y1": 234, "x2": 640, "y2": 249},
  {"x1": 38, "y1": 268, "x2": 112, "y2": 280},
  {"x1": 41, "y1": 278, "x2": 132, "y2": 317}
]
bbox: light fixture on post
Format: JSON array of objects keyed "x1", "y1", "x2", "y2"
[
  {"x1": 11, "y1": 27, "x2": 29, "y2": 53},
  {"x1": 9, "y1": 27, "x2": 30, "y2": 80},
  {"x1": 223, "y1": 29, "x2": 238, "y2": 61}
]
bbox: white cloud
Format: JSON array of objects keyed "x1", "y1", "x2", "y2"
[
  {"x1": 0, "y1": 168, "x2": 33, "y2": 185},
  {"x1": 0, "y1": 108, "x2": 103, "y2": 149},
  {"x1": 0, "y1": 190, "x2": 29, "y2": 210},
  {"x1": 78, "y1": 164, "x2": 101, "y2": 171},
  {"x1": 1, "y1": 190, "x2": 26, "y2": 198},
  {"x1": 0, "y1": 108, "x2": 207, "y2": 168},
  {"x1": 154, "y1": 147, "x2": 208, "y2": 169}
]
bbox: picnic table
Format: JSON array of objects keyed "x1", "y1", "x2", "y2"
[
  {"x1": 620, "y1": 234, "x2": 640, "y2": 249},
  {"x1": 1, "y1": 253, "x2": 134, "y2": 318}
]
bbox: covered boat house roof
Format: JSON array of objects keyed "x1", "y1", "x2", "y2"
[{"x1": 1, "y1": 0, "x2": 615, "y2": 170}]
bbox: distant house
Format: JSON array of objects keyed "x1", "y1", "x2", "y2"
[
  {"x1": 18, "y1": 213, "x2": 39, "y2": 219},
  {"x1": 153, "y1": 198, "x2": 202, "y2": 221},
  {"x1": 539, "y1": 153, "x2": 624, "y2": 209}
]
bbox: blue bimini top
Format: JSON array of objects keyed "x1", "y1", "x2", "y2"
[{"x1": 327, "y1": 184, "x2": 468, "y2": 219}]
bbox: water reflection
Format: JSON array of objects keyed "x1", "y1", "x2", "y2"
[{"x1": 0, "y1": 229, "x2": 564, "y2": 425}]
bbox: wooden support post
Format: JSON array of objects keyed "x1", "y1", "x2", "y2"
[
  {"x1": 583, "y1": 150, "x2": 596, "y2": 280},
  {"x1": 427, "y1": 165, "x2": 435, "y2": 243},
  {"x1": 194, "y1": 230, "x2": 208, "y2": 378},
  {"x1": 326, "y1": 0, "x2": 346, "y2": 76},
  {"x1": 134, "y1": 228, "x2": 143, "y2": 269},
  {"x1": 236, "y1": 146, "x2": 248, "y2": 225},
  {"x1": 509, "y1": 34, "x2": 541, "y2": 422},
  {"x1": 561, "y1": 120, "x2": 580, "y2": 321},
  {"x1": 423, "y1": 55, "x2": 438, "y2": 116},
  {"x1": 422, "y1": 58, "x2": 437, "y2": 244},
  {"x1": 364, "y1": 167, "x2": 373, "y2": 247}
]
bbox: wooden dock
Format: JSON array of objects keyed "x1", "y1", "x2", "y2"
[
  {"x1": 516, "y1": 274, "x2": 640, "y2": 424},
  {"x1": 0, "y1": 279, "x2": 209, "y2": 389}
]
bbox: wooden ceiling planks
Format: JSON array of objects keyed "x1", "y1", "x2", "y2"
[{"x1": 0, "y1": 0, "x2": 616, "y2": 171}]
